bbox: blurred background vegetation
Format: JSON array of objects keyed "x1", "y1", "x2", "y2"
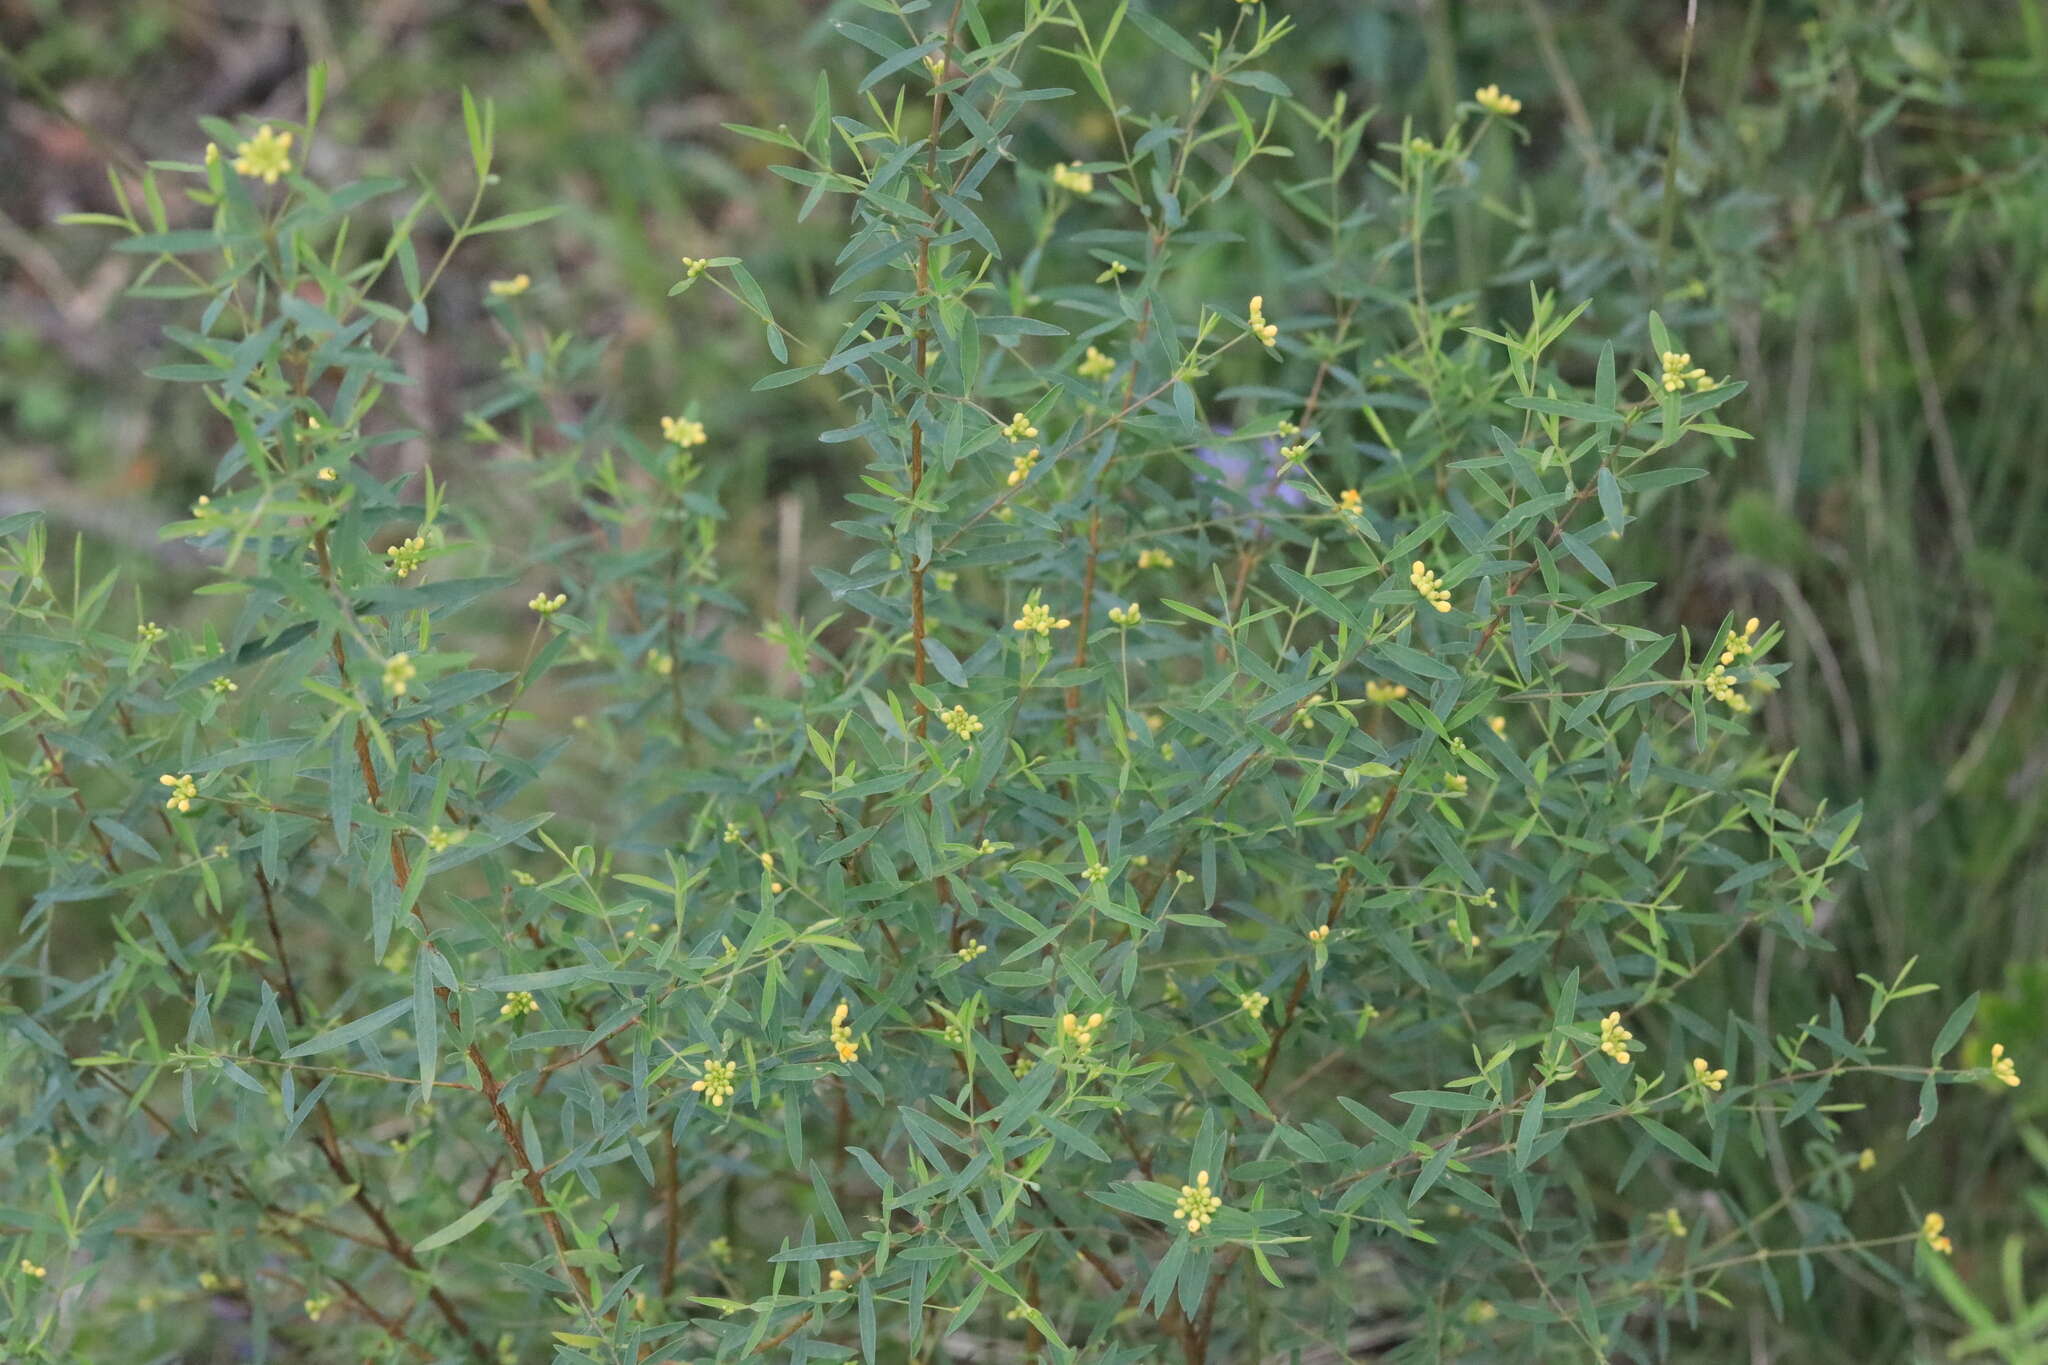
[{"x1": 3, "y1": 0, "x2": 2046, "y2": 1357}]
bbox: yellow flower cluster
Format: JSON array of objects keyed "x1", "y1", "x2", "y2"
[
  {"x1": 138, "y1": 621, "x2": 167, "y2": 643},
  {"x1": 661, "y1": 415, "x2": 707, "y2": 448},
  {"x1": 159, "y1": 773, "x2": 199, "y2": 814},
  {"x1": 1692, "y1": 1057, "x2": 1728, "y2": 1092},
  {"x1": 211, "y1": 676, "x2": 237, "y2": 695},
  {"x1": 316, "y1": 466, "x2": 337, "y2": 481},
  {"x1": 1703, "y1": 663, "x2": 1750, "y2": 713},
  {"x1": 1239, "y1": 990, "x2": 1269, "y2": 1018},
  {"x1": 1597, "y1": 1011, "x2": 1634, "y2": 1064},
  {"x1": 1474, "y1": 84, "x2": 1523, "y2": 117},
  {"x1": 1060, "y1": 1010, "x2": 1106, "y2": 1049},
  {"x1": 1174, "y1": 1170, "x2": 1221, "y2": 1234},
  {"x1": 956, "y1": 938, "x2": 987, "y2": 962},
  {"x1": 1078, "y1": 345, "x2": 1116, "y2": 379},
  {"x1": 1365, "y1": 680, "x2": 1408, "y2": 704},
  {"x1": 1007, "y1": 448, "x2": 1039, "y2": 486},
  {"x1": 1081, "y1": 861, "x2": 1109, "y2": 883},
  {"x1": 691, "y1": 1058, "x2": 739, "y2": 1107},
  {"x1": 1307, "y1": 924, "x2": 1330, "y2": 943},
  {"x1": 1137, "y1": 548, "x2": 1174, "y2": 569},
  {"x1": 1660, "y1": 350, "x2": 1715, "y2": 394},
  {"x1": 386, "y1": 535, "x2": 428, "y2": 579},
  {"x1": 1001, "y1": 412, "x2": 1039, "y2": 442},
  {"x1": 304, "y1": 1292, "x2": 333, "y2": 1321},
  {"x1": 1246, "y1": 295, "x2": 1278, "y2": 349},
  {"x1": 939, "y1": 704, "x2": 984, "y2": 740},
  {"x1": 500, "y1": 990, "x2": 538, "y2": 1018},
  {"x1": 1409, "y1": 560, "x2": 1452, "y2": 612},
  {"x1": 19, "y1": 1259, "x2": 47, "y2": 1279},
  {"x1": 1107, "y1": 602, "x2": 1143, "y2": 627},
  {"x1": 232, "y1": 125, "x2": 293, "y2": 184},
  {"x1": 1338, "y1": 488, "x2": 1363, "y2": 514},
  {"x1": 1922, "y1": 1210, "x2": 1953, "y2": 1255},
  {"x1": 1660, "y1": 1207, "x2": 1688, "y2": 1237},
  {"x1": 1446, "y1": 773, "x2": 1469, "y2": 796},
  {"x1": 1991, "y1": 1043, "x2": 2021, "y2": 1087},
  {"x1": 830, "y1": 1001, "x2": 860, "y2": 1063},
  {"x1": 528, "y1": 592, "x2": 568, "y2": 616},
  {"x1": 681, "y1": 257, "x2": 710, "y2": 280},
  {"x1": 488, "y1": 274, "x2": 531, "y2": 298},
  {"x1": 645, "y1": 649, "x2": 675, "y2": 676},
  {"x1": 1051, "y1": 161, "x2": 1094, "y2": 194},
  {"x1": 425, "y1": 825, "x2": 463, "y2": 854},
  {"x1": 383, "y1": 653, "x2": 417, "y2": 697},
  {"x1": 1013, "y1": 600, "x2": 1071, "y2": 637},
  {"x1": 1488, "y1": 714, "x2": 1507, "y2": 736},
  {"x1": 1719, "y1": 616, "x2": 1761, "y2": 665}
]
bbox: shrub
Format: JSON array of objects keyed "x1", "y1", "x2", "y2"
[{"x1": 0, "y1": 6, "x2": 2018, "y2": 1362}]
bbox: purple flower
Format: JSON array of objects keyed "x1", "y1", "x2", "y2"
[{"x1": 1195, "y1": 430, "x2": 1307, "y2": 537}]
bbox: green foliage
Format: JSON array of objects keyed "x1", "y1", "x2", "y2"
[{"x1": 0, "y1": 3, "x2": 2036, "y2": 1362}]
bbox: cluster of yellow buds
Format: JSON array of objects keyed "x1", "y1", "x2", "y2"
[
  {"x1": 933, "y1": 570, "x2": 959, "y2": 592},
  {"x1": 1991, "y1": 1043, "x2": 2021, "y2": 1087},
  {"x1": 1702, "y1": 663, "x2": 1749, "y2": 713},
  {"x1": 232, "y1": 124, "x2": 293, "y2": 183},
  {"x1": 19, "y1": 1258, "x2": 46, "y2": 1279},
  {"x1": 1858, "y1": 1148, "x2": 1877, "y2": 1172},
  {"x1": 691, "y1": 1058, "x2": 739, "y2": 1107},
  {"x1": 1659, "y1": 350, "x2": 1715, "y2": 394},
  {"x1": 1246, "y1": 295, "x2": 1278, "y2": 349},
  {"x1": 830, "y1": 1001, "x2": 860, "y2": 1064},
  {"x1": 210, "y1": 676, "x2": 237, "y2": 695},
  {"x1": 1597, "y1": 1011, "x2": 1634, "y2": 1064},
  {"x1": 644, "y1": 649, "x2": 675, "y2": 677},
  {"x1": 956, "y1": 938, "x2": 987, "y2": 962},
  {"x1": 1060, "y1": 1010, "x2": 1106, "y2": 1049},
  {"x1": 1473, "y1": 84, "x2": 1523, "y2": 117},
  {"x1": 387, "y1": 535, "x2": 428, "y2": 579},
  {"x1": 1095, "y1": 259, "x2": 1130, "y2": 284},
  {"x1": 939, "y1": 704, "x2": 984, "y2": 740},
  {"x1": 1239, "y1": 990, "x2": 1269, "y2": 1018},
  {"x1": 661, "y1": 415, "x2": 707, "y2": 448},
  {"x1": 680, "y1": 257, "x2": 711, "y2": 280},
  {"x1": 1174, "y1": 1170, "x2": 1222, "y2": 1234},
  {"x1": 382, "y1": 653, "x2": 417, "y2": 697},
  {"x1": 1338, "y1": 488, "x2": 1363, "y2": 515},
  {"x1": 827, "y1": 1268, "x2": 852, "y2": 1292},
  {"x1": 1081, "y1": 861, "x2": 1110, "y2": 883},
  {"x1": 1409, "y1": 560, "x2": 1452, "y2": 612},
  {"x1": 1660, "y1": 1207, "x2": 1688, "y2": 1238},
  {"x1": 1137, "y1": 548, "x2": 1175, "y2": 569},
  {"x1": 1001, "y1": 412, "x2": 1039, "y2": 442},
  {"x1": 1692, "y1": 1057, "x2": 1729, "y2": 1092},
  {"x1": 1307, "y1": 924, "x2": 1330, "y2": 944},
  {"x1": 138, "y1": 621, "x2": 167, "y2": 644},
  {"x1": 1719, "y1": 616, "x2": 1761, "y2": 665},
  {"x1": 1078, "y1": 345, "x2": 1116, "y2": 380},
  {"x1": 316, "y1": 466, "x2": 337, "y2": 481},
  {"x1": 1445, "y1": 773, "x2": 1470, "y2": 796},
  {"x1": 500, "y1": 990, "x2": 538, "y2": 1018},
  {"x1": 1365, "y1": 680, "x2": 1409, "y2": 704},
  {"x1": 425, "y1": 825, "x2": 464, "y2": 855},
  {"x1": 1922, "y1": 1211, "x2": 1953, "y2": 1255},
  {"x1": 1278, "y1": 441, "x2": 1309, "y2": 463},
  {"x1": 1107, "y1": 602, "x2": 1143, "y2": 627},
  {"x1": 722, "y1": 821, "x2": 744, "y2": 844},
  {"x1": 160, "y1": 773, "x2": 200, "y2": 814},
  {"x1": 1050, "y1": 161, "x2": 1094, "y2": 194},
  {"x1": 488, "y1": 274, "x2": 531, "y2": 298},
  {"x1": 1488, "y1": 715, "x2": 1507, "y2": 736},
  {"x1": 1013, "y1": 599, "x2": 1071, "y2": 638},
  {"x1": 528, "y1": 592, "x2": 567, "y2": 616},
  {"x1": 1007, "y1": 448, "x2": 1039, "y2": 486},
  {"x1": 303, "y1": 1292, "x2": 334, "y2": 1322}
]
